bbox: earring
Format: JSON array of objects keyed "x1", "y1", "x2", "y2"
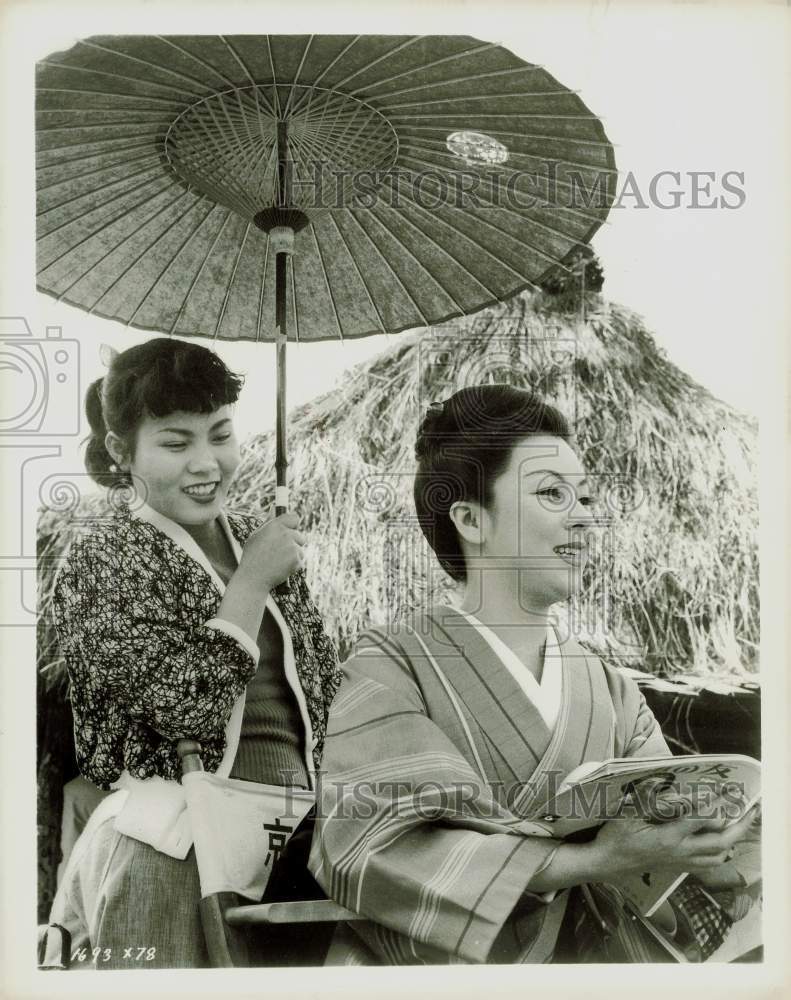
[{"x1": 110, "y1": 463, "x2": 120, "y2": 473}]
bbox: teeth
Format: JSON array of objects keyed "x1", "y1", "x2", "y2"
[{"x1": 184, "y1": 483, "x2": 217, "y2": 496}]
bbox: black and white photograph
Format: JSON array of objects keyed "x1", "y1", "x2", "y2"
[{"x1": 0, "y1": 1, "x2": 788, "y2": 997}]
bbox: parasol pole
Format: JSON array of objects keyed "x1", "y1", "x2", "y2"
[
  {"x1": 273, "y1": 238, "x2": 289, "y2": 516},
  {"x1": 253, "y1": 118, "x2": 308, "y2": 516},
  {"x1": 273, "y1": 120, "x2": 292, "y2": 516}
]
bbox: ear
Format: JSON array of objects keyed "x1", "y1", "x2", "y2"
[
  {"x1": 448, "y1": 500, "x2": 484, "y2": 546},
  {"x1": 104, "y1": 431, "x2": 130, "y2": 471}
]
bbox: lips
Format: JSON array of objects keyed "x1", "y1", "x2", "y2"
[
  {"x1": 182, "y1": 481, "x2": 220, "y2": 501},
  {"x1": 553, "y1": 543, "x2": 587, "y2": 564}
]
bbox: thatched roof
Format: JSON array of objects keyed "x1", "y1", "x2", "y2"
[
  {"x1": 37, "y1": 291, "x2": 758, "y2": 679},
  {"x1": 230, "y1": 292, "x2": 758, "y2": 676}
]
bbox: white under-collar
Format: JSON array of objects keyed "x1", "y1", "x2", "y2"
[{"x1": 454, "y1": 608, "x2": 563, "y2": 731}]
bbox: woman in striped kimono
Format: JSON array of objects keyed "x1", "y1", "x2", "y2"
[{"x1": 309, "y1": 385, "x2": 758, "y2": 964}]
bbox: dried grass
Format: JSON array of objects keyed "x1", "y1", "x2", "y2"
[{"x1": 37, "y1": 293, "x2": 758, "y2": 679}]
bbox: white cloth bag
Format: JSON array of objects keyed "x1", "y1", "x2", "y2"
[{"x1": 181, "y1": 772, "x2": 315, "y2": 900}]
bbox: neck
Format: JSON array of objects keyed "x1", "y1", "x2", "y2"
[
  {"x1": 458, "y1": 570, "x2": 552, "y2": 679},
  {"x1": 181, "y1": 517, "x2": 223, "y2": 554},
  {"x1": 459, "y1": 569, "x2": 554, "y2": 630}
]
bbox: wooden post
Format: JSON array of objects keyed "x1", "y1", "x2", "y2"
[
  {"x1": 175, "y1": 739, "x2": 251, "y2": 967},
  {"x1": 176, "y1": 739, "x2": 204, "y2": 774}
]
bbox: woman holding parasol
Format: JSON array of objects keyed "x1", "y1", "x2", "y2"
[{"x1": 48, "y1": 336, "x2": 340, "y2": 967}]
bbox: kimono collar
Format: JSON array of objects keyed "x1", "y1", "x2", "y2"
[
  {"x1": 453, "y1": 607, "x2": 562, "y2": 732},
  {"x1": 130, "y1": 502, "x2": 241, "y2": 594}
]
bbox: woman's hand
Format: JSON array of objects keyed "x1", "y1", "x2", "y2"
[
  {"x1": 694, "y1": 806, "x2": 761, "y2": 892},
  {"x1": 238, "y1": 512, "x2": 306, "y2": 593},
  {"x1": 214, "y1": 513, "x2": 306, "y2": 645},
  {"x1": 590, "y1": 803, "x2": 759, "y2": 880}
]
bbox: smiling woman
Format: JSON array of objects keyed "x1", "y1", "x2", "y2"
[
  {"x1": 47, "y1": 337, "x2": 341, "y2": 968},
  {"x1": 310, "y1": 384, "x2": 756, "y2": 965},
  {"x1": 106, "y1": 406, "x2": 242, "y2": 568},
  {"x1": 412, "y1": 387, "x2": 596, "y2": 639}
]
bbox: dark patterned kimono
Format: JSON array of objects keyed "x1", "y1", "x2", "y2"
[
  {"x1": 52, "y1": 502, "x2": 340, "y2": 789},
  {"x1": 47, "y1": 501, "x2": 341, "y2": 967}
]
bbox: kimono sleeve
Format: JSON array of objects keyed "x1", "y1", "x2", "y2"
[
  {"x1": 310, "y1": 628, "x2": 561, "y2": 965},
  {"x1": 52, "y1": 535, "x2": 258, "y2": 741},
  {"x1": 603, "y1": 664, "x2": 671, "y2": 759},
  {"x1": 624, "y1": 687, "x2": 671, "y2": 758}
]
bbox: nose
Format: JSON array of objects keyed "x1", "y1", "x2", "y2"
[
  {"x1": 564, "y1": 494, "x2": 597, "y2": 532},
  {"x1": 187, "y1": 441, "x2": 221, "y2": 476}
]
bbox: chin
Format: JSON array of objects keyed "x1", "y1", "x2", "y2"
[
  {"x1": 156, "y1": 496, "x2": 224, "y2": 527},
  {"x1": 521, "y1": 572, "x2": 578, "y2": 609},
  {"x1": 175, "y1": 508, "x2": 219, "y2": 527}
]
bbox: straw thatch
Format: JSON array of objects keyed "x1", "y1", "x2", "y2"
[
  {"x1": 38, "y1": 291, "x2": 759, "y2": 680},
  {"x1": 230, "y1": 292, "x2": 759, "y2": 676}
]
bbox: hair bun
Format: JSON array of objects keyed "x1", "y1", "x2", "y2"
[
  {"x1": 84, "y1": 377, "x2": 106, "y2": 436},
  {"x1": 415, "y1": 400, "x2": 450, "y2": 459},
  {"x1": 83, "y1": 376, "x2": 124, "y2": 486}
]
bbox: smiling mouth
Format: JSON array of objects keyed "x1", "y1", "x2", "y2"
[
  {"x1": 553, "y1": 544, "x2": 587, "y2": 562},
  {"x1": 182, "y1": 481, "x2": 221, "y2": 499}
]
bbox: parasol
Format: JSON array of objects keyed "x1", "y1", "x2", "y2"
[{"x1": 36, "y1": 33, "x2": 616, "y2": 509}]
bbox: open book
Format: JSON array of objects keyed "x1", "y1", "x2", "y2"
[{"x1": 531, "y1": 754, "x2": 760, "y2": 916}]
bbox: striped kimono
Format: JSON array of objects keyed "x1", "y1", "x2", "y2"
[{"x1": 309, "y1": 605, "x2": 731, "y2": 965}]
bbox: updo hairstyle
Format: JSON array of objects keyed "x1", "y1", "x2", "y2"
[{"x1": 413, "y1": 385, "x2": 570, "y2": 582}]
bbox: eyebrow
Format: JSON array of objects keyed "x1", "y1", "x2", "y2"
[
  {"x1": 156, "y1": 418, "x2": 232, "y2": 436},
  {"x1": 523, "y1": 469, "x2": 589, "y2": 487}
]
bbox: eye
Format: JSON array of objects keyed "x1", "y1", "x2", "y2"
[
  {"x1": 162, "y1": 441, "x2": 186, "y2": 451},
  {"x1": 213, "y1": 433, "x2": 233, "y2": 443},
  {"x1": 537, "y1": 486, "x2": 570, "y2": 506}
]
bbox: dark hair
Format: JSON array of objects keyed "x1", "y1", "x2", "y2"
[
  {"x1": 413, "y1": 385, "x2": 571, "y2": 582},
  {"x1": 84, "y1": 338, "x2": 244, "y2": 488}
]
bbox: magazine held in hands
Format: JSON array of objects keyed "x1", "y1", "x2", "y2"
[{"x1": 532, "y1": 754, "x2": 761, "y2": 917}]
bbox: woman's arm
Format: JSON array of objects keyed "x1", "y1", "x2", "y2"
[
  {"x1": 611, "y1": 671, "x2": 759, "y2": 895},
  {"x1": 527, "y1": 807, "x2": 760, "y2": 893},
  {"x1": 52, "y1": 536, "x2": 259, "y2": 741},
  {"x1": 215, "y1": 512, "x2": 305, "y2": 644},
  {"x1": 605, "y1": 663, "x2": 672, "y2": 760}
]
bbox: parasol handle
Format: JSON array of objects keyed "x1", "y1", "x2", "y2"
[{"x1": 271, "y1": 225, "x2": 294, "y2": 516}]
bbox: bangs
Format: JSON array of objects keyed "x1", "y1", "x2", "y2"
[{"x1": 129, "y1": 344, "x2": 244, "y2": 420}]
